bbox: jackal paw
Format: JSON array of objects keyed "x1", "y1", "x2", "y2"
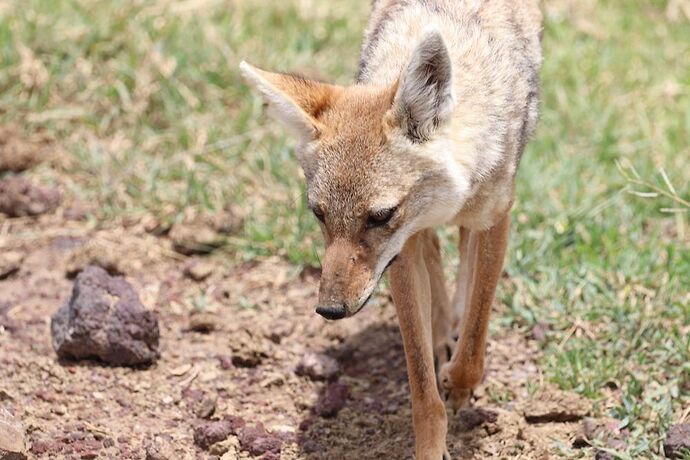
[{"x1": 439, "y1": 363, "x2": 473, "y2": 412}]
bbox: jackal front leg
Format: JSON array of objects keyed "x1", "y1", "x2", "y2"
[
  {"x1": 389, "y1": 232, "x2": 449, "y2": 460},
  {"x1": 440, "y1": 212, "x2": 510, "y2": 411}
]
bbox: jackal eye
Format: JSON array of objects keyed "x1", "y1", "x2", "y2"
[
  {"x1": 366, "y1": 206, "x2": 397, "y2": 229},
  {"x1": 311, "y1": 206, "x2": 325, "y2": 223}
]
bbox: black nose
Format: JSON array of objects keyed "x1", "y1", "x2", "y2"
[{"x1": 315, "y1": 304, "x2": 347, "y2": 320}]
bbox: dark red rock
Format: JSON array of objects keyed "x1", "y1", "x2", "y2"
[
  {"x1": 664, "y1": 424, "x2": 690, "y2": 459},
  {"x1": 313, "y1": 381, "x2": 349, "y2": 418},
  {"x1": 50, "y1": 266, "x2": 160, "y2": 366},
  {"x1": 29, "y1": 439, "x2": 64, "y2": 456},
  {"x1": 0, "y1": 175, "x2": 60, "y2": 217},
  {"x1": 238, "y1": 424, "x2": 284, "y2": 456},
  {"x1": 193, "y1": 416, "x2": 245, "y2": 451}
]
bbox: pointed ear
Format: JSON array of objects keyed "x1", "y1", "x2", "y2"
[
  {"x1": 240, "y1": 61, "x2": 341, "y2": 138},
  {"x1": 391, "y1": 31, "x2": 455, "y2": 142}
]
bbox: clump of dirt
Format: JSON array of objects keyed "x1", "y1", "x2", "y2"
[
  {"x1": 0, "y1": 252, "x2": 23, "y2": 280},
  {"x1": 51, "y1": 265, "x2": 160, "y2": 366},
  {"x1": 0, "y1": 125, "x2": 52, "y2": 174},
  {"x1": 168, "y1": 208, "x2": 244, "y2": 255},
  {"x1": 0, "y1": 175, "x2": 60, "y2": 217},
  {"x1": 183, "y1": 259, "x2": 215, "y2": 281},
  {"x1": 664, "y1": 424, "x2": 690, "y2": 458},
  {"x1": 580, "y1": 417, "x2": 629, "y2": 452},
  {"x1": 520, "y1": 385, "x2": 592, "y2": 423},
  {"x1": 228, "y1": 327, "x2": 275, "y2": 368}
]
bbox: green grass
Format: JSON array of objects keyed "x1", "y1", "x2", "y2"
[{"x1": 1, "y1": 0, "x2": 689, "y2": 457}]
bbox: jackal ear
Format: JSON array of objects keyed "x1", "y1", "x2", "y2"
[
  {"x1": 240, "y1": 61, "x2": 340, "y2": 138},
  {"x1": 392, "y1": 31, "x2": 455, "y2": 142}
]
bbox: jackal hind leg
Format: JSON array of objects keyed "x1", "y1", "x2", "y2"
[
  {"x1": 419, "y1": 229, "x2": 455, "y2": 387},
  {"x1": 440, "y1": 213, "x2": 510, "y2": 411}
]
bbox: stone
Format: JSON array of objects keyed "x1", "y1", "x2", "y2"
[
  {"x1": 313, "y1": 381, "x2": 349, "y2": 418},
  {"x1": 237, "y1": 423, "x2": 285, "y2": 457},
  {"x1": 193, "y1": 416, "x2": 245, "y2": 451},
  {"x1": 0, "y1": 175, "x2": 60, "y2": 217},
  {"x1": 295, "y1": 352, "x2": 340, "y2": 381},
  {"x1": 51, "y1": 266, "x2": 160, "y2": 366}
]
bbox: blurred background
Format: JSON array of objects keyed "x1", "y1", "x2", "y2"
[{"x1": 0, "y1": 0, "x2": 689, "y2": 459}]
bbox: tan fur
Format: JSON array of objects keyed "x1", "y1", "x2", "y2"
[{"x1": 241, "y1": 0, "x2": 542, "y2": 457}]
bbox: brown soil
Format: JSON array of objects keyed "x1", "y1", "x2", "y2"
[
  {"x1": 0, "y1": 216, "x2": 594, "y2": 459},
  {"x1": 0, "y1": 125, "x2": 52, "y2": 174}
]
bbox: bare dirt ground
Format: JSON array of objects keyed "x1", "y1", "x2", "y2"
[{"x1": 0, "y1": 213, "x2": 595, "y2": 460}]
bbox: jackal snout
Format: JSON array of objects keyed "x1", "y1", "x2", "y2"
[{"x1": 316, "y1": 238, "x2": 377, "y2": 320}]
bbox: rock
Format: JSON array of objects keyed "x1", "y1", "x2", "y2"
[
  {"x1": 169, "y1": 223, "x2": 224, "y2": 255},
  {"x1": 193, "y1": 416, "x2": 245, "y2": 450},
  {"x1": 184, "y1": 261, "x2": 214, "y2": 281},
  {"x1": 188, "y1": 312, "x2": 219, "y2": 333},
  {"x1": 0, "y1": 408, "x2": 26, "y2": 460},
  {"x1": 51, "y1": 266, "x2": 160, "y2": 366},
  {"x1": 295, "y1": 352, "x2": 340, "y2": 381},
  {"x1": 0, "y1": 125, "x2": 50, "y2": 173},
  {"x1": 521, "y1": 387, "x2": 591, "y2": 423},
  {"x1": 664, "y1": 424, "x2": 690, "y2": 458},
  {"x1": 314, "y1": 381, "x2": 349, "y2": 418},
  {"x1": 237, "y1": 423, "x2": 284, "y2": 457},
  {"x1": 195, "y1": 394, "x2": 217, "y2": 419},
  {"x1": 0, "y1": 175, "x2": 60, "y2": 217},
  {"x1": 229, "y1": 329, "x2": 272, "y2": 368},
  {"x1": 0, "y1": 252, "x2": 23, "y2": 280}
]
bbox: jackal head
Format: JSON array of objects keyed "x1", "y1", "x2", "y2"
[{"x1": 241, "y1": 32, "x2": 466, "y2": 320}]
